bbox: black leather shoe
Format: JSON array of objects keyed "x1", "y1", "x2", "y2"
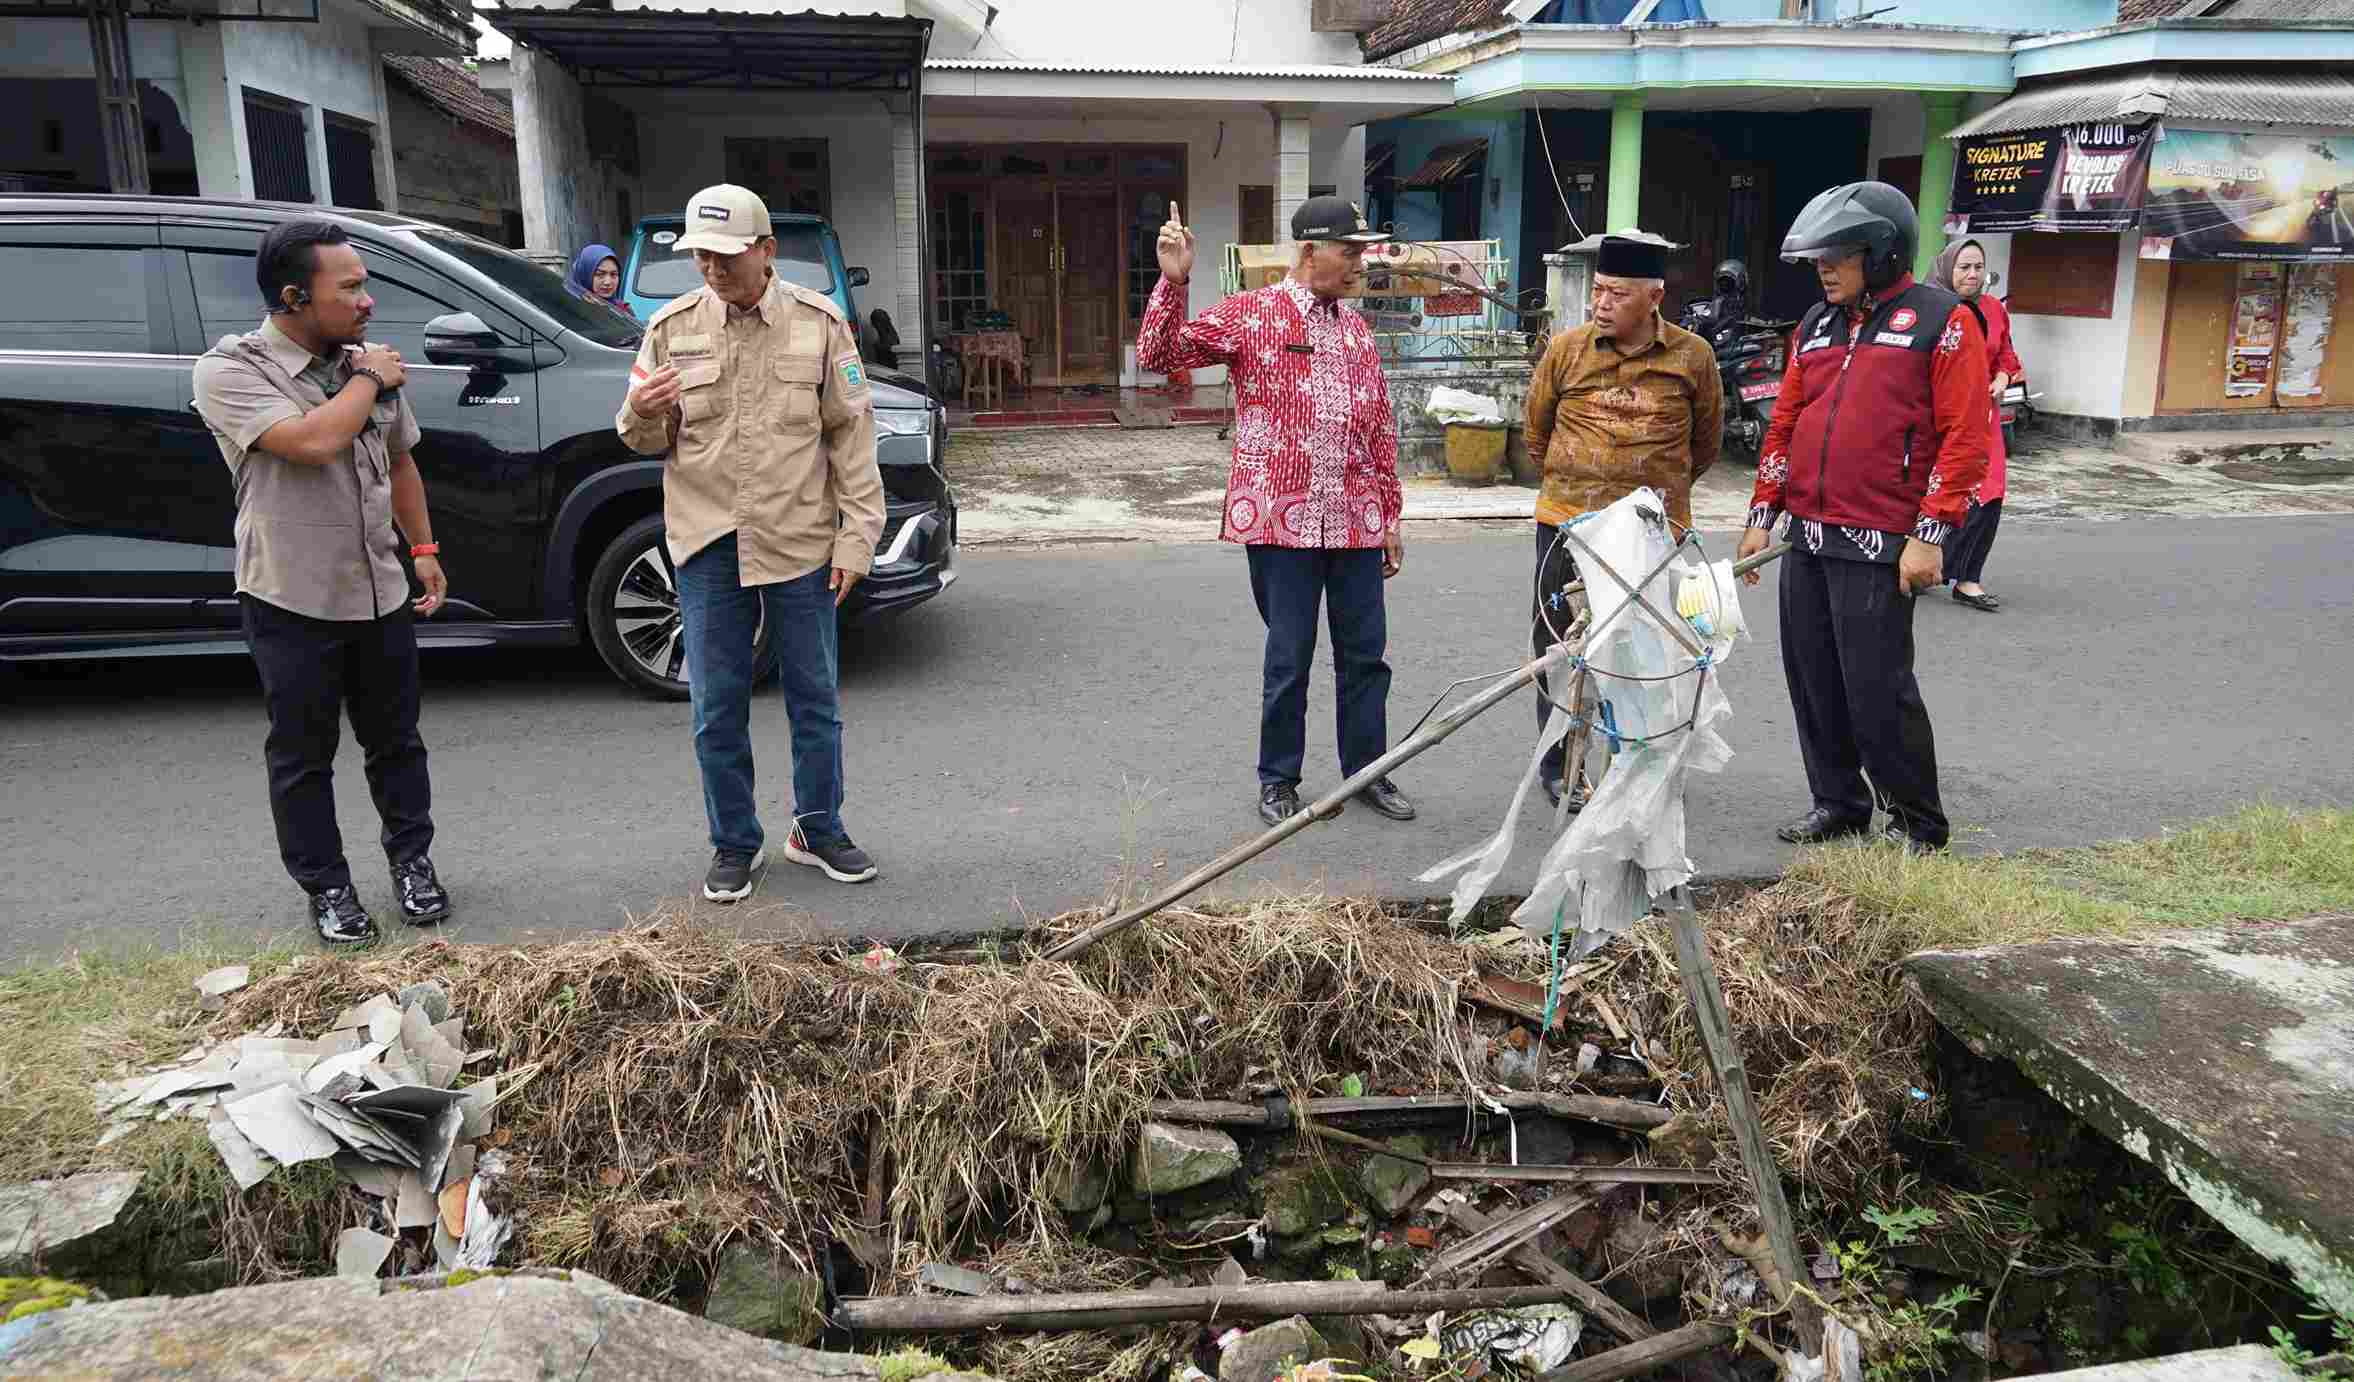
[
  {"x1": 1259, "y1": 782, "x2": 1303, "y2": 827},
  {"x1": 1952, "y1": 588, "x2": 2001, "y2": 612},
  {"x1": 1541, "y1": 773, "x2": 1588, "y2": 813},
  {"x1": 391, "y1": 856, "x2": 452, "y2": 926},
  {"x1": 310, "y1": 885, "x2": 379, "y2": 946},
  {"x1": 1355, "y1": 777, "x2": 1416, "y2": 821},
  {"x1": 1877, "y1": 820, "x2": 1950, "y2": 855},
  {"x1": 1775, "y1": 807, "x2": 1872, "y2": 845}
]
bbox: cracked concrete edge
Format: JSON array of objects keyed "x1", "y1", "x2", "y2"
[{"x1": 1902, "y1": 964, "x2": 2354, "y2": 1317}]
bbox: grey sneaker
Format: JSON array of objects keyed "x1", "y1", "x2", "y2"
[
  {"x1": 703, "y1": 846, "x2": 766, "y2": 902},
  {"x1": 784, "y1": 826, "x2": 877, "y2": 883}
]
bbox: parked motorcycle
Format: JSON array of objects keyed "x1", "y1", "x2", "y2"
[{"x1": 1677, "y1": 260, "x2": 1792, "y2": 468}]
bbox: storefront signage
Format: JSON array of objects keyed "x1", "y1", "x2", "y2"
[
  {"x1": 2138, "y1": 128, "x2": 2354, "y2": 263},
  {"x1": 1949, "y1": 122, "x2": 2154, "y2": 233}
]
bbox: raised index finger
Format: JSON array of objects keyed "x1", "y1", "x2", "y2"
[{"x1": 1168, "y1": 200, "x2": 1182, "y2": 226}]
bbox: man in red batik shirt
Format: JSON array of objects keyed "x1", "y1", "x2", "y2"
[
  {"x1": 1137, "y1": 196, "x2": 1413, "y2": 828},
  {"x1": 1738, "y1": 181, "x2": 1988, "y2": 854}
]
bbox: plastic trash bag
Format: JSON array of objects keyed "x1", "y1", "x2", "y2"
[
  {"x1": 1425, "y1": 385, "x2": 1506, "y2": 425},
  {"x1": 1442, "y1": 1303, "x2": 1583, "y2": 1370},
  {"x1": 1421, "y1": 487, "x2": 1745, "y2": 952}
]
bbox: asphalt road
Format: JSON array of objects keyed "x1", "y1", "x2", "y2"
[{"x1": 4, "y1": 514, "x2": 2350, "y2": 961}]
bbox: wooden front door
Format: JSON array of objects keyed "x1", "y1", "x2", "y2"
[
  {"x1": 1057, "y1": 187, "x2": 1120, "y2": 385},
  {"x1": 993, "y1": 190, "x2": 1057, "y2": 386}
]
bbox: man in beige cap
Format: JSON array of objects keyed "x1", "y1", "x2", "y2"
[{"x1": 617, "y1": 184, "x2": 885, "y2": 902}]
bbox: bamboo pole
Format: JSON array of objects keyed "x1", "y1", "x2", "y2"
[
  {"x1": 834, "y1": 1280, "x2": 1585, "y2": 1334},
  {"x1": 1042, "y1": 541, "x2": 1791, "y2": 963}
]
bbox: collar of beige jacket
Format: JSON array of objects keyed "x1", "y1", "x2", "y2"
[{"x1": 714, "y1": 271, "x2": 787, "y2": 327}]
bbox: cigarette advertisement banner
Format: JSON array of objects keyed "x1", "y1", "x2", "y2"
[
  {"x1": 2137, "y1": 128, "x2": 2354, "y2": 263},
  {"x1": 1949, "y1": 122, "x2": 2154, "y2": 234}
]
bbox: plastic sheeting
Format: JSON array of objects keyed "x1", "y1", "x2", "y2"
[{"x1": 1419, "y1": 487, "x2": 1745, "y2": 957}]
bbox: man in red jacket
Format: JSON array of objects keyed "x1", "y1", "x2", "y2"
[{"x1": 1737, "y1": 182, "x2": 1988, "y2": 853}]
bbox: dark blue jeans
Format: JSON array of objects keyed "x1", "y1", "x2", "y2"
[
  {"x1": 676, "y1": 534, "x2": 846, "y2": 854},
  {"x1": 1245, "y1": 543, "x2": 1392, "y2": 788}
]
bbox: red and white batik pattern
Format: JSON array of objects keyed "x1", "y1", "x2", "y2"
[{"x1": 1136, "y1": 276, "x2": 1402, "y2": 549}]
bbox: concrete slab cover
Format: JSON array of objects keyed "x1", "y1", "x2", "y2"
[
  {"x1": 1906, "y1": 916, "x2": 2354, "y2": 1314},
  {"x1": 2014, "y1": 1342, "x2": 2300, "y2": 1378}
]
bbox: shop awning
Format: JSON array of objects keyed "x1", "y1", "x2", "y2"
[
  {"x1": 480, "y1": 8, "x2": 932, "y2": 90},
  {"x1": 1398, "y1": 138, "x2": 1489, "y2": 191},
  {"x1": 1951, "y1": 67, "x2": 2354, "y2": 138}
]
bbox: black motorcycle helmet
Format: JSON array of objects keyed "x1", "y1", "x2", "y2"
[
  {"x1": 1713, "y1": 258, "x2": 1749, "y2": 300},
  {"x1": 1781, "y1": 181, "x2": 1917, "y2": 292}
]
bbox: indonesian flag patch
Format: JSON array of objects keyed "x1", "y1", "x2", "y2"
[{"x1": 1889, "y1": 307, "x2": 1918, "y2": 331}]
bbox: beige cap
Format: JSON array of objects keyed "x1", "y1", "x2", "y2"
[{"x1": 673, "y1": 183, "x2": 773, "y2": 255}]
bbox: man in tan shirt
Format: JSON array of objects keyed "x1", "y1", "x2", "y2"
[
  {"x1": 618, "y1": 184, "x2": 885, "y2": 901},
  {"x1": 1523, "y1": 235, "x2": 1721, "y2": 809},
  {"x1": 192, "y1": 219, "x2": 451, "y2": 945}
]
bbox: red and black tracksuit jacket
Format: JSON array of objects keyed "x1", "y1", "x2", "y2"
[{"x1": 1747, "y1": 273, "x2": 1989, "y2": 561}]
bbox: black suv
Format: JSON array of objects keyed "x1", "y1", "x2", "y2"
[{"x1": 0, "y1": 196, "x2": 957, "y2": 698}]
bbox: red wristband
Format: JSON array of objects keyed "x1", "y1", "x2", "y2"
[{"x1": 410, "y1": 543, "x2": 440, "y2": 558}]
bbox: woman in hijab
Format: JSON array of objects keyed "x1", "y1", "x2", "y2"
[
  {"x1": 566, "y1": 243, "x2": 632, "y2": 317},
  {"x1": 1930, "y1": 238, "x2": 2018, "y2": 612}
]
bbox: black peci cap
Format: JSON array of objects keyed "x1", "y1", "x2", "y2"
[
  {"x1": 1291, "y1": 195, "x2": 1391, "y2": 243},
  {"x1": 1595, "y1": 235, "x2": 1669, "y2": 278}
]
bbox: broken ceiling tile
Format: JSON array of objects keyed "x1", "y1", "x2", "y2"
[
  {"x1": 417, "y1": 1104, "x2": 465, "y2": 1194},
  {"x1": 335, "y1": 1226, "x2": 395, "y2": 1280},
  {"x1": 303, "y1": 1043, "x2": 389, "y2": 1094},
  {"x1": 194, "y1": 965, "x2": 250, "y2": 1004},
  {"x1": 329, "y1": 994, "x2": 399, "y2": 1035},
  {"x1": 394, "y1": 1170, "x2": 437, "y2": 1230},
  {"x1": 130, "y1": 1067, "x2": 234, "y2": 1109},
  {"x1": 441, "y1": 1145, "x2": 476, "y2": 1195},
  {"x1": 206, "y1": 1108, "x2": 277, "y2": 1192},
  {"x1": 221, "y1": 1083, "x2": 340, "y2": 1167},
  {"x1": 456, "y1": 1077, "x2": 497, "y2": 1141}
]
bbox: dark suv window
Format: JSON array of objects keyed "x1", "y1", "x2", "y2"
[
  {"x1": 186, "y1": 248, "x2": 470, "y2": 363},
  {"x1": 416, "y1": 230, "x2": 642, "y2": 349},
  {"x1": 0, "y1": 246, "x2": 151, "y2": 352},
  {"x1": 632, "y1": 223, "x2": 833, "y2": 300}
]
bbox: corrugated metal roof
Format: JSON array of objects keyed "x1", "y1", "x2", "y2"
[
  {"x1": 383, "y1": 56, "x2": 514, "y2": 141},
  {"x1": 924, "y1": 59, "x2": 1449, "y2": 81},
  {"x1": 2175, "y1": 0, "x2": 2354, "y2": 16},
  {"x1": 1398, "y1": 138, "x2": 1489, "y2": 189},
  {"x1": 1950, "y1": 67, "x2": 2354, "y2": 137},
  {"x1": 478, "y1": 7, "x2": 930, "y2": 90}
]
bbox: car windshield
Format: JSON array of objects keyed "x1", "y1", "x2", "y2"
[
  {"x1": 632, "y1": 223, "x2": 834, "y2": 302},
  {"x1": 411, "y1": 229, "x2": 643, "y2": 349}
]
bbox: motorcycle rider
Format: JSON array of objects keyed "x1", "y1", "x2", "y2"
[
  {"x1": 1702, "y1": 259, "x2": 1749, "y2": 344},
  {"x1": 1736, "y1": 182, "x2": 1989, "y2": 854}
]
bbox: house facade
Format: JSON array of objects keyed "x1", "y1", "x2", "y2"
[
  {"x1": 1364, "y1": 0, "x2": 2354, "y2": 430},
  {"x1": 1, "y1": 0, "x2": 472, "y2": 209},
  {"x1": 481, "y1": 0, "x2": 1457, "y2": 386}
]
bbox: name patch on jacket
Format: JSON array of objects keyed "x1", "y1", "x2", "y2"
[
  {"x1": 1874, "y1": 331, "x2": 1916, "y2": 347},
  {"x1": 1802, "y1": 332, "x2": 1836, "y2": 353}
]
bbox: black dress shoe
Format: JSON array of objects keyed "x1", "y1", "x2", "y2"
[
  {"x1": 1775, "y1": 807, "x2": 1872, "y2": 844},
  {"x1": 391, "y1": 856, "x2": 452, "y2": 926},
  {"x1": 1877, "y1": 820, "x2": 1950, "y2": 855},
  {"x1": 1259, "y1": 782, "x2": 1303, "y2": 827},
  {"x1": 1355, "y1": 776, "x2": 1416, "y2": 821},
  {"x1": 310, "y1": 885, "x2": 379, "y2": 946},
  {"x1": 1952, "y1": 588, "x2": 2001, "y2": 612}
]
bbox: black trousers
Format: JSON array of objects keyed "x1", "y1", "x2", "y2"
[
  {"x1": 1777, "y1": 551, "x2": 1948, "y2": 844},
  {"x1": 1245, "y1": 544, "x2": 1391, "y2": 788},
  {"x1": 241, "y1": 595, "x2": 434, "y2": 894},
  {"x1": 1946, "y1": 498, "x2": 2002, "y2": 586},
  {"x1": 1530, "y1": 522, "x2": 1586, "y2": 779}
]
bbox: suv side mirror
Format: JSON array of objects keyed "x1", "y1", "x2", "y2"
[
  {"x1": 847, "y1": 266, "x2": 871, "y2": 288},
  {"x1": 423, "y1": 311, "x2": 538, "y2": 372}
]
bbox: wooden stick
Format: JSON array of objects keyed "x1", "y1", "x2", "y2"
[
  {"x1": 1443, "y1": 1201, "x2": 1655, "y2": 1345},
  {"x1": 834, "y1": 1280, "x2": 1585, "y2": 1334},
  {"x1": 1536, "y1": 1321, "x2": 1736, "y2": 1382},
  {"x1": 1301, "y1": 1117, "x2": 1431, "y2": 1166},
  {"x1": 1415, "y1": 1191, "x2": 1590, "y2": 1285},
  {"x1": 1428, "y1": 1163, "x2": 1726, "y2": 1187},
  {"x1": 1143, "y1": 1091, "x2": 1671, "y2": 1133},
  {"x1": 1040, "y1": 541, "x2": 1792, "y2": 963},
  {"x1": 1664, "y1": 885, "x2": 1815, "y2": 1347}
]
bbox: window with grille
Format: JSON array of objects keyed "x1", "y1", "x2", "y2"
[
  {"x1": 243, "y1": 91, "x2": 312, "y2": 204},
  {"x1": 324, "y1": 114, "x2": 378, "y2": 211},
  {"x1": 930, "y1": 186, "x2": 987, "y2": 335}
]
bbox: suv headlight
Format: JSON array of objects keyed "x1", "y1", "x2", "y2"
[{"x1": 875, "y1": 408, "x2": 930, "y2": 436}]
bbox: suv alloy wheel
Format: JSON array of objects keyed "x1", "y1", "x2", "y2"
[{"x1": 585, "y1": 514, "x2": 769, "y2": 700}]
